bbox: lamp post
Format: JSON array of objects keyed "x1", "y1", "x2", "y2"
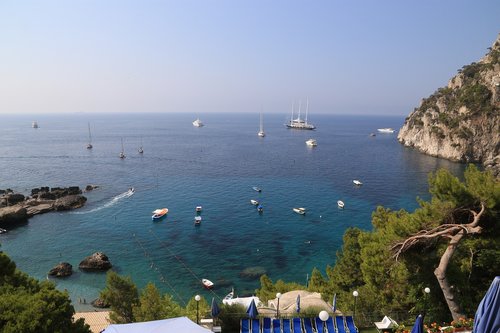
[
  {"x1": 424, "y1": 287, "x2": 430, "y2": 318},
  {"x1": 352, "y1": 290, "x2": 359, "y2": 320},
  {"x1": 319, "y1": 310, "x2": 329, "y2": 333},
  {"x1": 195, "y1": 294, "x2": 201, "y2": 324},
  {"x1": 276, "y1": 293, "x2": 282, "y2": 317}
]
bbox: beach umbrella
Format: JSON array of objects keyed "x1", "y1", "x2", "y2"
[
  {"x1": 296, "y1": 294, "x2": 301, "y2": 313},
  {"x1": 211, "y1": 297, "x2": 221, "y2": 318},
  {"x1": 410, "y1": 314, "x2": 424, "y2": 333},
  {"x1": 473, "y1": 276, "x2": 500, "y2": 333},
  {"x1": 332, "y1": 293, "x2": 337, "y2": 312},
  {"x1": 246, "y1": 298, "x2": 259, "y2": 319}
]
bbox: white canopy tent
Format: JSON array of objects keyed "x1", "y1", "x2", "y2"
[{"x1": 102, "y1": 316, "x2": 213, "y2": 333}]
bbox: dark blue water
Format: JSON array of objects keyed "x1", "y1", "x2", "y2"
[{"x1": 0, "y1": 113, "x2": 464, "y2": 310}]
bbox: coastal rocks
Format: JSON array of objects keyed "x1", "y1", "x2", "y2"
[
  {"x1": 79, "y1": 252, "x2": 112, "y2": 271},
  {"x1": 84, "y1": 184, "x2": 99, "y2": 192},
  {"x1": 397, "y1": 33, "x2": 500, "y2": 177},
  {"x1": 0, "y1": 186, "x2": 87, "y2": 225},
  {"x1": 48, "y1": 262, "x2": 73, "y2": 277}
]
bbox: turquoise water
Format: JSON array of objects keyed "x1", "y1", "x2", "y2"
[{"x1": 0, "y1": 113, "x2": 464, "y2": 310}]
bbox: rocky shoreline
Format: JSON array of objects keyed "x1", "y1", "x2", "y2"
[{"x1": 0, "y1": 186, "x2": 91, "y2": 227}]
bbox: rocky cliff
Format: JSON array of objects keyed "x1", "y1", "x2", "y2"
[{"x1": 398, "y1": 33, "x2": 500, "y2": 176}]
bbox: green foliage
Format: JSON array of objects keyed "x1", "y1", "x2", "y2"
[
  {"x1": 256, "y1": 274, "x2": 304, "y2": 302},
  {"x1": 100, "y1": 271, "x2": 139, "y2": 323},
  {"x1": 218, "y1": 303, "x2": 246, "y2": 333},
  {"x1": 0, "y1": 252, "x2": 90, "y2": 333},
  {"x1": 185, "y1": 295, "x2": 210, "y2": 323},
  {"x1": 132, "y1": 282, "x2": 184, "y2": 321},
  {"x1": 457, "y1": 84, "x2": 492, "y2": 114}
]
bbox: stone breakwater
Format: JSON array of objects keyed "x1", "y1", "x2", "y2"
[{"x1": 0, "y1": 186, "x2": 88, "y2": 226}]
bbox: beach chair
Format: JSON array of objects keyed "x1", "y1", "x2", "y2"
[
  {"x1": 315, "y1": 317, "x2": 326, "y2": 333},
  {"x1": 283, "y1": 319, "x2": 292, "y2": 333},
  {"x1": 273, "y1": 319, "x2": 282, "y2": 333},
  {"x1": 335, "y1": 316, "x2": 348, "y2": 333},
  {"x1": 241, "y1": 318, "x2": 250, "y2": 333},
  {"x1": 303, "y1": 318, "x2": 314, "y2": 333},
  {"x1": 326, "y1": 317, "x2": 335, "y2": 333},
  {"x1": 252, "y1": 318, "x2": 261, "y2": 333},
  {"x1": 263, "y1": 318, "x2": 272, "y2": 333},
  {"x1": 345, "y1": 316, "x2": 358, "y2": 333},
  {"x1": 292, "y1": 318, "x2": 303, "y2": 333}
]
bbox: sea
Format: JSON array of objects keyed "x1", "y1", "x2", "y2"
[{"x1": 0, "y1": 112, "x2": 465, "y2": 310}]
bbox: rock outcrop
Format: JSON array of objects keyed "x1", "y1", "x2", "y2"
[
  {"x1": 0, "y1": 186, "x2": 87, "y2": 226},
  {"x1": 398, "y1": 33, "x2": 500, "y2": 177},
  {"x1": 48, "y1": 262, "x2": 73, "y2": 277},
  {"x1": 79, "y1": 252, "x2": 112, "y2": 271}
]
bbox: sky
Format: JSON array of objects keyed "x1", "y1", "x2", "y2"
[{"x1": 0, "y1": 0, "x2": 499, "y2": 116}]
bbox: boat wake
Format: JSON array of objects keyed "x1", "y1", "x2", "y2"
[{"x1": 72, "y1": 189, "x2": 134, "y2": 214}]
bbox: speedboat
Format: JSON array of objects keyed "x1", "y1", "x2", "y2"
[
  {"x1": 293, "y1": 207, "x2": 306, "y2": 215},
  {"x1": 377, "y1": 128, "x2": 395, "y2": 133},
  {"x1": 193, "y1": 118, "x2": 204, "y2": 127},
  {"x1": 353, "y1": 180, "x2": 363, "y2": 186},
  {"x1": 223, "y1": 288, "x2": 234, "y2": 302},
  {"x1": 337, "y1": 200, "x2": 345, "y2": 209},
  {"x1": 202, "y1": 278, "x2": 214, "y2": 289},
  {"x1": 305, "y1": 138, "x2": 317, "y2": 146},
  {"x1": 152, "y1": 208, "x2": 168, "y2": 221},
  {"x1": 195, "y1": 206, "x2": 202, "y2": 212},
  {"x1": 257, "y1": 204, "x2": 263, "y2": 212},
  {"x1": 194, "y1": 216, "x2": 202, "y2": 225},
  {"x1": 252, "y1": 186, "x2": 262, "y2": 192},
  {"x1": 250, "y1": 199, "x2": 259, "y2": 206},
  {"x1": 0, "y1": 228, "x2": 7, "y2": 234}
]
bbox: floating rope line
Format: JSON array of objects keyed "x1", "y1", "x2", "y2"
[
  {"x1": 148, "y1": 228, "x2": 223, "y2": 302},
  {"x1": 132, "y1": 233, "x2": 187, "y2": 306}
]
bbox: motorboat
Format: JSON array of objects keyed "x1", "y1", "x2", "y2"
[
  {"x1": 193, "y1": 118, "x2": 204, "y2": 127},
  {"x1": 223, "y1": 288, "x2": 234, "y2": 302},
  {"x1": 128, "y1": 188, "x2": 135, "y2": 195},
  {"x1": 257, "y1": 204, "x2": 263, "y2": 212},
  {"x1": 250, "y1": 199, "x2": 259, "y2": 206},
  {"x1": 337, "y1": 200, "x2": 345, "y2": 209},
  {"x1": 285, "y1": 99, "x2": 316, "y2": 130},
  {"x1": 32, "y1": 121, "x2": 38, "y2": 128},
  {"x1": 195, "y1": 206, "x2": 203, "y2": 212},
  {"x1": 138, "y1": 136, "x2": 144, "y2": 154},
  {"x1": 353, "y1": 179, "x2": 363, "y2": 186},
  {"x1": 293, "y1": 207, "x2": 306, "y2": 215},
  {"x1": 252, "y1": 186, "x2": 262, "y2": 192},
  {"x1": 152, "y1": 208, "x2": 168, "y2": 221},
  {"x1": 202, "y1": 278, "x2": 214, "y2": 289},
  {"x1": 377, "y1": 128, "x2": 395, "y2": 133},
  {"x1": 305, "y1": 138, "x2": 317, "y2": 147},
  {"x1": 194, "y1": 216, "x2": 202, "y2": 225},
  {"x1": 0, "y1": 228, "x2": 7, "y2": 234},
  {"x1": 369, "y1": 133, "x2": 376, "y2": 137}
]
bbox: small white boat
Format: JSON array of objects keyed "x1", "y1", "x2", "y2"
[
  {"x1": 32, "y1": 121, "x2": 38, "y2": 128},
  {"x1": 337, "y1": 200, "x2": 345, "y2": 209},
  {"x1": 152, "y1": 208, "x2": 168, "y2": 221},
  {"x1": 377, "y1": 128, "x2": 395, "y2": 133},
  {"x1": 195, "y1": 206, "x2": 203, "y2": 212},
  {"x1": 224, "y1": 288, "x2": 234, "y2": 302},
  {"x1": 258, "y1": 112, "x2": 265, "y2": 137},
  {"x1": 252, "y1": 186, "x2": 262, "y2": 192},
  {"x1": 138, "y1": 136, "x2": 144, "y2": 154},
  {"x1": 202, "y1": 278, "x2": 214, "y2": 289},
  {"x1": 293, "y1": 207, "x2": 306, "y2": 215},
  {"x1": 257, "y1": 204, "x2": 263, "y2": 212},
  {"x1": 194, "y1": 216, "x2": 202, "y2": 225},
  {"x1": 119, "y1": 138, "x2": 126, "y2": 159},
  {"x1": 0, "y1": 228, "x2": 7, "y2": 234},
  {"x1": 305, "y1": 138, "x2": 317, "y2": 147},
  {"x1": 128, "y1": 188, "x2": 135, "y2": 195},
  {"x1": 353, "y1": 179, "x2": 363, "y2": 186},
  {"x1": 193, "y1": 118, "x2": 204, "y2": 127},
  {"x1": 250, "y1": 199, "x2": 259, "y2": 206}
]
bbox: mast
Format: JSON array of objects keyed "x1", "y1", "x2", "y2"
[
  {"x1": 87, "y1": 122, "x2": 93, "y2": 149},
  {"x1": 298, "y1": 100, "x2": 302, "y2": 121},
  {"x1": 305, "y1": 97, "x2": 309, "y2": 124}
]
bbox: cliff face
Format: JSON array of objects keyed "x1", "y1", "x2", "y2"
[{"x1": 398, "y1": 33, "x2": 500, "y2": 176}]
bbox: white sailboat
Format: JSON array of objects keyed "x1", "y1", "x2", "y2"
[
  {"x1": 193, "y1": 117, "x2": 204, "y2": 127},
  {"x1": 258, "y1": 112, "x2": 265, "y2": 137},
  {"x1": 86, "y1": 123, "x2": 93, "y2": 149},
  {"x1": 285, "y1": 98, "x2": 316, "y2": 130},
  {"x1": 119, "y1": 138, "x2": 126, "y2": 159},
  {"x1": 138, "y1": 136, "x2": 144, "y2": 154}
]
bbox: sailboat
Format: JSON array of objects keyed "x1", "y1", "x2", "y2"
[
  {"x1": 86, "y1": 123, "x2": 93, "y2": 149},
  {"x1": 138, "y1": 136, "x2": 144, "y2": 154},
  {"x1": 258, "y1": 112, "x2": 265, "y2": 137},
  {"x1": 119, "y1": 138, "x2": 126, "y2": 159},
  {"x1": 192, "y1": 117, "x2": 204, "y2": 127},
  {"x1": 285, "y1": 98, "x2": 316, "y2": 130}
]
